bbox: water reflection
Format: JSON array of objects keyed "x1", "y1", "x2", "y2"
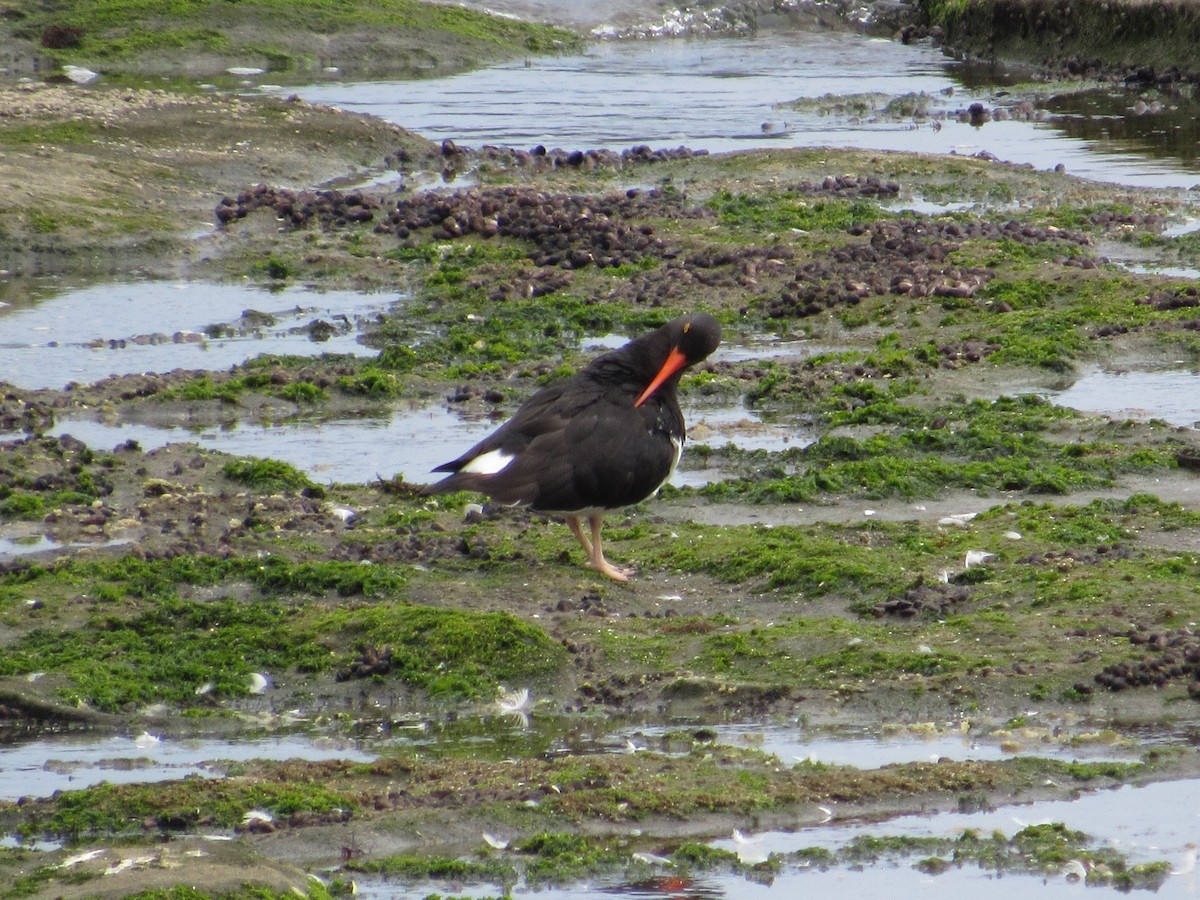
[
  {"x1": 712, "y1": 778, "x2": 1200, "y2": 868},
  {"x1": 0, "y1": 732, "x2": 374, "y2": 801},
  {"x1": 348, "y1": 871, "x2": 1054, "y2": 900},
  {"x1": 269, "y1": 30, "x2": 1200, "y2": 188},
  {"x1": 0, "y1": 280, "x2": 398, "y2": 390},
  {"x1": 270, "y1": 32, "x2": 954, "y2": 155},
  {"x1": 620, "y1": 721, "x2": 1147, "y2": 768},
  {"x1": 1045, "y1": 88, "x2": 1200, "y2": 168},
  {"x1": 0, "y1": 533, "x2": 130, "y2": 560},
  {"x1": 338, "y1": 729, "x2": 1198, "y2": 897},
  {"x1": 47, "y1": 399, "x2": 803, "y2": 486},
  {"x1": 1049, "y1": 368, "x2": 1200, "y2": 428}
]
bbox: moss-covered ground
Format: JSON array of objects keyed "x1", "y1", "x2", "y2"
[{"x1": 1, "y1": 0, "x2": 580, "y2": 83}]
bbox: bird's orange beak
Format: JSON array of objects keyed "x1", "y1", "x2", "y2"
[{"x1": 634, "y1": 347, "x2": 688, "y2": 408}]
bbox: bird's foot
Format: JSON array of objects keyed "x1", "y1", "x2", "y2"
[
  {"x1": 569, "y1": 515, "x2": 634, "y2": 582},
  {"x1": 588, "y1": 556, "x2": 634, "y2": 583}
]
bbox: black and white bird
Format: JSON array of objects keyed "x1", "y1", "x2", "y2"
[{"x1": 426, "y1": 312, "x2": 722, "y2": 581}]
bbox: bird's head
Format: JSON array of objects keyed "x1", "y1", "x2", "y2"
[{"x1": 634, "y1": 313, "x2": 722, "y2": 408}]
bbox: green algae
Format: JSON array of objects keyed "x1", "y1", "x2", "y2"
[
  {"x1": 15, "y1": 0, "x2": 580, "y2": 81},
  {"x1": 514, "y1": 832, "x2": 629, "y2": 884},
  {"x1": 315, "y1": 603, "x2": 567, "y2": 699},
  {"x1": 827, "y1": 822, "x2": 1170, "y2": 888},
  {"x1": 22, "y1": 776, "x2": 356, "y2": 840},
  {"x1": 222, "y1": 457, "x2": 319, "y2": 494},
  {"x1": 5, "y1": 11, "x2": 1200, "y2": 898},
  {"x1": 346, "y1": 854, "x2": 514, "y2": 883},
  {"x1": 116, "y1": 890, "x2": 337, "y2": 900},
  {"x1": 694, "y1": 394, "x2": 1176, "y2": 504},
  {"x1": 161, "y1": 371, "x2": 331, "y2": 408},
  {"x1": 0, "y1": 554, "x2": 562, "y2": 708},
  {"x1": 924, "y1": 0, "x2": 1200, "y2": 78},
  {"x1": 369, "y1": 293, "x2": 681, "y2": 379},
  {"x1": 707, "y1": 190, "x2": 889, "y2": 234},
  {"x1": 1, "y1": 752, "x2": 1159, "y2": 894}
]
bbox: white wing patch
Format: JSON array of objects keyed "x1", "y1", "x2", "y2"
[{"x1": 462, "y1": 448, "x2": 515, "y2": 475}]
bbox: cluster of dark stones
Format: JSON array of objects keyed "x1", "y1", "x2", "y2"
[
  {"x1": 857, "y1": 217, "x2": 1091, "y2": 249},
  {"x1": 1140, "y1": 287, "x2": 1200, "y2": 311},
  {"x1": 0, "y1": 434, "x2": 112, "y2": 496},
  {"x1": 867, "y1": 578, "x2": 972, "y2": 619},
  {"x1": 1123, "y1": 64, "x2": 1194, "y2": 89},
  {"x1": 215, "y1": 184, "x2": 380, "y2": 229},
  {"x1": 787, "y1": 174, "x2": 900, "y2": 198},
  {"x1": 1016, "y1": 545, "x2": 1132, "y2": 568},
  {"x1": 0, "y1": 393, "x2": 54, "y2": 434},
  {"x1": 763, "y1": 216, "x2": 1091, "y2": 319},
  {"x1": 1082, "y1": 208, "x2": 1165, "y2": 229},
  {"x1": 724, "y1": 355, "x2": 911, "y2": 407},
  {"x1": 64, "y1": 372, "x2": 183, "y2": 403},
  {"x1": 447, "y1": 140, "x2": 708, "y2": 174},
  {"x1": 554, "y1": 592, "x2": 609, "y2": 617},
  {"x1": 445, "y1": 383, "x2": 508, "y2": 405},
  {"x1": 231, "y1": 803, "x2": 351, "y2": 834},
  {"x1": 1093, "y1": 323, "x2": 1131, "y2": 339},
  {"x1": 334, "y1": 531, "x2": 494, "y2": 565},
  {"x1": 607, "y1": 256, "x2": 760, "y2": 310},
  {"x1": 373, "y1": 186, "x2": 699, "y2": 269},
  {"x1": 336, "y1": 644, "x2": 393, "y2": 681},
  {"x1": 1089, "y1": 626, "x2": 1200, "y2": 696},
  {"x1": 937, "y1": 338, "x2": 1001, "y2": 368},
  {"x1": 484, "y1": 267, "x2": 573, "y2": 303}
]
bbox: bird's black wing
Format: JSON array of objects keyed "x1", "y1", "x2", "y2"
[
  {"x1": 431, "y1": 380, "x2": 579, "y2": 473},
  {"x1": 427, "y1": 378, "x2": 678, "y2": 512}
]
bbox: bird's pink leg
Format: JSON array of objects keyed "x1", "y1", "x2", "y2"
[
  {"x1": 586, "y1": 514, "x2": 633, "y2": 582},
  {"x1": 566, "y1": 515, "x2": 633, "y2": 582},
  {"x1": 566, "y1": 515, "x2": 594, "y2": 557}
]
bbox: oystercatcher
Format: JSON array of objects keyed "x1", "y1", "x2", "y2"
[{"x1": 426, "y1": 312, "x2": 722, "y2": 581}]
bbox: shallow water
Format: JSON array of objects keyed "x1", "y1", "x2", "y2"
[
  {"x1": 1048, "y1": 369, "x2": 1200, "y2": 429},
  {"x1": 0, "y1": 279, "x2": 396, "y2": 390},
  {"x1": 0, "y1": 709, "x2": 1165, "y2": 803},
  {"x1": 42, "y1": 405, "x2": 496, "y2": 485},
  {"x1": 712, "y1": 777, "x2": 1200, "y2": 866},
  {"x1": 35, "y1": 363, "x2": 1199, "y2": 496},
  {"x1": 619, "y1": 720, "x2": 1151, "y2": 768},
  {"x1": 0, "y1": 532, "x2": 130, "y2": 559},
  {"x1": 352, "y1": 864, "x2": 1196, "y2": 900},
  {"x1": 18, "y1": 364, "x2": 1194, "y2": 502},
  {"x1": 267, "y1": 30, "x2": 1200, "y2": 189},
  {"x1": 39, "y1": 397, "x2": 806, "y2": 487},
  {"x1": 348, "y1": 776, "x2": 1200, "y2": 899},
  {"x1": 0, "y1": 732, "x2": 373, "y2": 801}
]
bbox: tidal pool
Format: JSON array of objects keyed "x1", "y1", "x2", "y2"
[
  {"x1": 617, "y1": 721, "x2": 1150, "y2": 768},
  {"x1": 0, "y1": 732, "x2": 374, "y2": 801},
  {"x1": 44, "y1": 399, "x2": 808, "y2": 487},
  {"x1": 711, "y1": 776, "x2": 1200, "y2": 869},
  {"x1": 0, "y1": 279, "x2": 397, "y2": 390},
  {"x1": 351, "y1": 864, "x2": 1195, "y2": 900},
  {"x1": 346, "y1": 776, "x2": 1200, "y2": 900},
  {"x1": 0, "y1": 532, "x2": 130, "y2": 559},
  {"x1": 1049, "y1": 369, "x2": 1200, "y2": 428}
]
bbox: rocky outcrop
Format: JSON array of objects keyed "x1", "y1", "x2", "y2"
[{"x1": 924, "y1": 0, "x2": 1200, "y2": 83}]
